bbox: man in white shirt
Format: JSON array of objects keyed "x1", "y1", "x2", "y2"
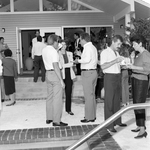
[
  {"x1": 32, "y1": 36, "x2": 46, "y2": 82},
  {"x1": 32, "y1": 30, "x2": 44, "y2": 46},
  {"x1": 75, "y1": 32, "x2": 98, "y2": 123},
  {"x1": 100, "y1": 35, "x2": 127, "y2": 133},
  {"x1": 42, "y1": 34, "x2": 68, "y2": 127}
]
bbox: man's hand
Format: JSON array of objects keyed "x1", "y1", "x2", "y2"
[
  {"x1": 116, "y1": 56, "x2": 124, "y2": 63},
  {"x1": 74, "y1": 58, "x2": 79, "y2": 64},
  {"x1": 60, "y1": 80, "x2": 65, "y2": 89}
]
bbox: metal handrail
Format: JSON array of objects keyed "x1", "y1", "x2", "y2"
[{"x1": 67, "y1": 103, "x2": 150, "y2": 150}]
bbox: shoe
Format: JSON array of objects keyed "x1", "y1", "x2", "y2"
[
  {"x1": 107, "y1": 128, "x2": 117, "y2": 133},
  {"x1": 117, "y1": 123, "x2": 127, "y2": 127},
  {"x1": 134, "y1": 132, "x2": 147, "y2": 139},
  {"x1": 131, "y1": 127, "x2": 146, "y2": 132},
  {"x1": 80, "y1": 118, "x2": 96, "y2": 123},
  {"x1": 53, "y1": 122, "x2": 68, "y2": 127},
  {"x1": 46, "y1": 120, "x2": 52, "y2": 124},
  {"x1": 67, "y1": 112, "x2": 74, "y2": 115},
  {"x1": 6, "y1": 101, "x2": 16, "y2": 106},
  {"x1": 1, "y1": 99, "x2": 5, "y2": 102}
]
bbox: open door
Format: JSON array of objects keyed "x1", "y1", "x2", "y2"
[{"x1": 16, "y1": 27, "x2": 23, "y2": 74}]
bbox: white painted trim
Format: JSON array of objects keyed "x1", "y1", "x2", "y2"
[
  {"x1": 39, "y1": 0, "x2": 43, "y2": 12},
  {"x1": 68, "y1": 0, "x2": 71, "y2": 11},
  {"x1": 72, "y1": 0, "x2": 103, "y2": 12},
  {"x1": 0, "y1": 10, "x2": 102, "y2": 15},
  {"x1": 10, "y1": 0, "x2": 14, "y2": 12},
  {"x1": 113, "y1": 6, "x2": 132, "y2": 22}
]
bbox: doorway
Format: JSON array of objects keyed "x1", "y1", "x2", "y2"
[{"x1": 16, "y1": 27, "x2": 62, "y2": 74}]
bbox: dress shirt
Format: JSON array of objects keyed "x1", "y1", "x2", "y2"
[
  {"x1": 32, "y1": 42, "x2": 46, "y2": 59},
  {"x1": 78, "y1": 42, "x2": 98, "y2": 69},
  {"x1": 42, "y1": 45, "x2": 60, "y2": 70},
  {"x1": 32, "y1": 37, "x2": 44, "y2": 46},
  {"x1": 100, "y1": 47, "x2": 121, "y2": 74}
]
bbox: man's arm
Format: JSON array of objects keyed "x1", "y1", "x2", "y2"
[
  {"x1": 53, "y1": 62, "x2": 65, "y2": 89},
  {"x1": 101, "y1": 59, "x2": 119, "y2": 70}
]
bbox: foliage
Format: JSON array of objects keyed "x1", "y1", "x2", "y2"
[
  {"x1": 125, "y1": 17, "x2": 150, "y2": 50},
  {"x1": 127, "y1": 17, "x2": 150, "y2": 39}
]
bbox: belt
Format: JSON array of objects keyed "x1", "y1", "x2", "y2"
[
  {"x1": 81, "y1": 69, "x2": 96, "y2": 71},
  {"x1": 47, "y1": 69, "x2": 54, "y2": 71}
]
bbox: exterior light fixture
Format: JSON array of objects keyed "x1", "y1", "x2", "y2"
[{"x1": 2, "y1": 28, "x2": 5, "y2": 33}]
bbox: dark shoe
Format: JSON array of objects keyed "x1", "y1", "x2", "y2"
[
  {"x1": 53, "y1": 122, "x2": 68, "y2": 127},
  {"x1": 1, "y1": 99, "x2": 5, "y2": 102},
  {"x1": 6, "y1": 101, "x2": 16, "y2": 106},
  {"x1": 107, "y1": 128, "x2": 117, "y2": 133},
  {"x1": 46, "y1": 120, "x2": 52, "y2": 124},
  {"x1": 67, "y1": 112, "x2": 74, "y2": 115},
  {"x1": 81, "y1": 118, "x2": 96, "y2": 123},
  {"x1": 131, "y1": 127, "x2": 146, "y2": 132},
  {"x1": 117, "y1": 123, "x2": 127, "y2": 127},
  {"x1": 134, "y1": 132, "x2": 147, "y2": 139}
]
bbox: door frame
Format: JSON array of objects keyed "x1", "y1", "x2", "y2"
[{"x1": 16, "y1": 27, "x2": 62, "y2": 74}]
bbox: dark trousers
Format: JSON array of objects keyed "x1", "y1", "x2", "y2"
[
  {"x1": 104, "y1": 73, "x2": 122, "y2": 128},
  {"x1": 132, "y1": 77, "x2": 148, "y2": 127},
  {"x1": 95, "y1": 78, "x2": 104, "y2": 98},
  {"x1": 76, "y1": 64, "x2": 81, "y2": 75},
  {"x1": 64, "y1": 68, "x2": 73, "y2": 112},
  {"x1": 34, "y1": 56, "x2": 46, "y2": 82}
]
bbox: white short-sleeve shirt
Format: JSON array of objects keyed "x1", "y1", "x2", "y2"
[
  {"x1": 100, "y1": 47, "x2": 121, "y2": 74},
  {"x1": 42, "y1": 45, "x2": 59, "y2": 70}
]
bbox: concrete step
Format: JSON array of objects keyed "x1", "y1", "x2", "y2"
[{"x1": 14, "y1": 76, "x2": 84, "y2": 99}]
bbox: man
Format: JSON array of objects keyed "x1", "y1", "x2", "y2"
[
  {"x1": 32, "y1": 30, "x2": 44, "y2": 46},
  {"x1": 32, "y1": 36, "x2": 46, "y2": 82},
  {"x1": 74, "y1": 32, "x2": 82, "y2": 75},
  {"x1": 100, "y1": 35, "x2": 127, "y2": 133},
  {"x1": 75, "y1": 32, "x2": 98, "y2": 123},
  {"x1": 42, "y1": 34, "x2": 68, "y2": 127}
]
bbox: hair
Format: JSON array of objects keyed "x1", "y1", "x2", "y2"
[
  {"x1": 119, "y1": 43, "x2": 131, "y2": 57},
  {"x1": 4, "y1": 49, "x2": 12, "y2": 57},
  {"x1": 108, "y1": 35, "x2": 123, "y2": 46},
  {"x1": 130, "y1": 35, "x2": 147, "y2": 48},
  {"x1": 80, "y1": 32, "x2": 91, "y2": 42},
  {"x1": 35, "y1": 30, "x2": 40, "y2": 34},
  {"x1": 74, "y1": 32, "x2": 80, "y2": 38},
  {"x1": 60, "y1": 39, "x2": 70, "y2": 51},
  {"x1": 37, "y1": 36, "x2": 42, "y2": 42},
  {"x1": 0, "y1": 37, "x2": 4, "y2": 41},
  {"x1": 48, "y1": 34, "x2": 59, "y2": 45}
]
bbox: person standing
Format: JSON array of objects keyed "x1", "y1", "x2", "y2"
[
  {"x1": 2, "y1": 49, "x2": 18, "y2": 106},
  {"x1": 59, "y1": 40, "x2": 76, "y2": 115},
  {"x1": 100, "y1": 35, "x2": 127, "y2": 133},
  {"x1": 127, "y1": 35, "x2": 149, "y2": 139},
  {"x1": 119, "y1": 43, "x2": 130, "y2": 107},
  {"x1": 42, "y1": 34, "x2": 68, "y2": 127},
  {"x1": 32, "y1": 36, "x2": 46, "y2": 82},
  {"x1": 74, "y1": 33, "x2": 82, "y2": 75},
  {"x1": 0, "y1": 37, "x2": 9, "y2": 102},
  {"x1": 75, "y1": 32, "x2": 98, "y2": 123},
  {"x1": 32, "y1": 30, "x2": 44, "y2": 46}
]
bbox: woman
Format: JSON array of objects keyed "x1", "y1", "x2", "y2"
[
  {"x1": 2, "y1": 49, "x2": 18, "y2": 106},
  {"x1": 59, "y1": 40, "x2": 76, "y2": 115},
  {"x1": 119, "y1": 43, "x2": 130, "y2": 107},
  {"x1": 127, "y1": 35, "x2": 150, "y2": 139}
]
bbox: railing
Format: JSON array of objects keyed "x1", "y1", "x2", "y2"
[{"x1": 66, "y1": 103, "x2": 150, "y2": 150}]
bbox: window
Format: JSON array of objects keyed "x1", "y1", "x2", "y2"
[
  {"x1": 43, "y1": 0, "x2": 68, "y2": 11},
  {"x1": 0, "y1": 0, "x2": 10, "y2": 12},
  {"x1": 14, "y1": 0, "x2": 39, "y2": 12}
]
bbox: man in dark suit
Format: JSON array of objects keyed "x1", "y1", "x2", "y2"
[{"x1": 73, "y1": 33, "x2": 82, "y2": 75}]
